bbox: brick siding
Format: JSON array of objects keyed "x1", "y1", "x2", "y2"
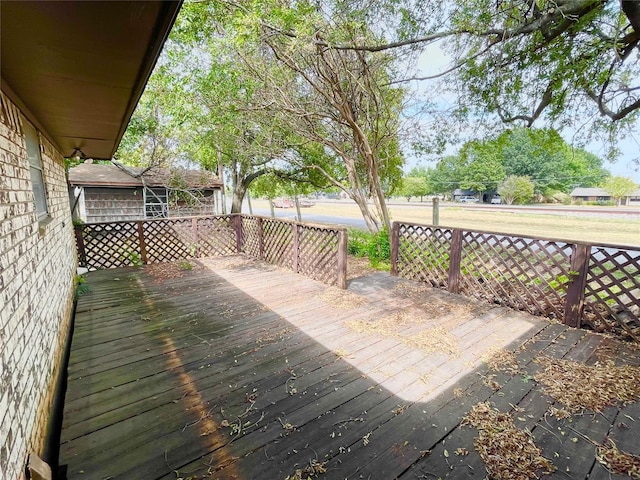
[{"x1": 0, "y1": 90, "x2": 76, "y2": 479}]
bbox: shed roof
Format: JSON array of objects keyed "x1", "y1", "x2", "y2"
[
  {"x1": 69, "y1": 162, "x2": 222, "y2": 189},
  {"x1": 1, "y1": 1, "x2": 182, "y2": 160}
]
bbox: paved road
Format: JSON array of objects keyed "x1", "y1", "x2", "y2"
[{"x1": 240, "y1": 199, "x2": 640, "y2": 227}]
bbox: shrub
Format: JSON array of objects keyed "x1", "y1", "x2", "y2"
[{"x1": 347, "y1": 228, "x2": 391, "y2": 269}]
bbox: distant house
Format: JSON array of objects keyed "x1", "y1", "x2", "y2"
[
  {"x1": 452, "y1": 188, "x2": 477, "y2": 201},
  {"x1": 69, "y1": 162, "x2": 223, "y2": 222},
  {"x1": 451, "y1": 188, "x2": 498, "y2": 203},
  {"x1": 569, "y1": 187, "x2": 640, "y2": 206}
]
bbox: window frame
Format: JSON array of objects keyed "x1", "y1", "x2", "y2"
[{"x1": 22, "y1": 117, "x2": 49, "y2": 220}]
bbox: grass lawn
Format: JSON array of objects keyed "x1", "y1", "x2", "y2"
[
  {"x1": 390, "y1": 205, "x2": 640, "y2": 246},
  {"x1": 251, "y1": 199, "x2": 640, "y2": 246}
]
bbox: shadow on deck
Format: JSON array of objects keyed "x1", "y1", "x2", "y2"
[{"x1": 59, "y1": 256, "x2": 640, "y2": 479}]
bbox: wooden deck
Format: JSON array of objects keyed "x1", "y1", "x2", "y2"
[{"x1": 59, "y1": 256, "x2": 640, "y2": 480}]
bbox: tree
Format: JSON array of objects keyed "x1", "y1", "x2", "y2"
[
  {"x1": 427, "y1": 156, "x2": 462, "y2": 198},
  {"x1": 498, "y1": 175, "x2": 535, "y2": 205},
  {"x1": 124, "y1": 1, "x2": 407, "y2": 229},
  {"x1": 601, "y1": 176, "x2": 638, "y2": 206},
  {"x1": 399, "y1": 176, "x2": 430, "y2": 202},
  {"x1": 458, "y1": 141, "x2": 505, "y2": 202},
  {"x1": 328, "y1": 1, "x2": 640, "y2": 153},
  {"x1": 226, "y1": 2, "x2": 406, "y2": 233},
  {"x1": 116, "y1": 65, "x2": 185, "y2": 168},
  {"x1": 495, "y1": 128, "x2": 609, "y2": 195}
]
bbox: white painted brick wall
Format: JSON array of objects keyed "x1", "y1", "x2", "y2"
[{"x1": 0, "y1": 90, "x2": 76, "y2": 479}]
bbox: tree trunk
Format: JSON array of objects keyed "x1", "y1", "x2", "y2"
[
  {"x1": 349, "y1": 189, "x2": 380, "y2": 232},
  {"x1": 247, "y1": 191, "x2": 253, "y2": 215},
  {"x1": 294, "y1": 196, "x2": 302, "y2": 221},
  {"x1": 218, "y1": 150, "x2": 227, "y2": 214},
  {"x1": 231, "y1": 183, "x2": 246, "y2": 213}
]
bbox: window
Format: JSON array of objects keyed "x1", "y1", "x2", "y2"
[
  {"x1": 23, "y1": 119, "x2": 48, "y2": 219},
  {"x1": 144, "y1": 186, "x2": 168, "y2": 218}
]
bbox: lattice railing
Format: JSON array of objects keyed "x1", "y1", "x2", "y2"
[
  {"x1": 238, "y1": 216, "x2": 347, "y2": 287},
  {"x1": 395, "y1": 224, "x2": 451, "y2": 288},
  {"x1": 75, "y1": 215, "x2": 347, "y2": 288},
  {"x1": 76, "y1": 222, "x2": 141, "y2": 270},
  {"x1": 583, "y1": 246, "x2": 640, "y2": 337},
  {"x1": 260, "y1": 218, "x2": 294, "y2": 269},
  {"x1": 196, "y1": 216, "x2": 237, "y2": 256},
  {"x1": 391, "y1": 221, "x2": 640, "y2": 339},
  {"x1": 298, "y1": 224, "x2": 343, "y2": 285},
  {"x1": 459, "y1": 232, "x2": 573, "y2": 320}
]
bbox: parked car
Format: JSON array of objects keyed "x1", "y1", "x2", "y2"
[
  {"x1": 490, "y1": 196, "x2": 502, "y2": 204},
  {"x1": 457, "y1": 196, "x2": 479, "y2": 203},
  {"x1": 273, "y1": 198, "x2": 294, "y2": 208},
  {"x1": 299, "y1": 199, "x2": 315, "y2": 208}
]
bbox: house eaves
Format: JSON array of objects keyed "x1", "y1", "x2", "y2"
[{"x1": 0, "y1": 1, "x2": 182, "y2": 160}]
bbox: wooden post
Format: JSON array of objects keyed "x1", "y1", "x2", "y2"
[
  {"x1": 192, "y1": 217, "x2": 199, "y2": 258},
  {"x1": 294, "y1": 196, "x2": 302, "y2": 221},
  {"x1": 74, "y1": 226, "x2": 87, "y2": 267},
  {"x1": 137, "y1": 221, "x2": 148, "y2": 264},
  {"x1": 390, "y1": 221, "x2": 400, "y2": 277},
  {"x1": 234, "y1": 215, "x2": 244, "y2": 253},
  {"x1": 447, "y1": 229, "x2": 463, "y2": 294},
  {"x1": 432, "y1": 197, "x2": 439, "y2": 225},
  {"x1": 257, "y1": 217, "x2": 265, "y2": 259},
  {"x1": 563, "y1": 243, "x2": 591, "y2": 328},
  {"x1": 337, "y1": 229, "x2": 348, "y2": 289},
  {"x1": 292, "y1": 223, "x2": 300, "y2": 273}
]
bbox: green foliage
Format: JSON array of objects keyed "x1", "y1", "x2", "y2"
[
  {"x1": 431, "y1": 127, "x2": 610, "y2": 199},
  {"x1": 444, "y1": 1, "x2": 640, "y2": 154},
  {"x1": 353, "y1": 1, "x2": 639, "y2": 159},
  {"x1": 347, "y1": 228, "x2": 391, "y2": 269},
  {"x1": 498, "y1": 175, "x2": 535, "y2": 205},
  {"x1": 118, "y1": 0, "x2": 406, "y2": 228},
  {"x1": 347, "y1": 229, "x2": 370, "y2": 257},
  {"x1": 74, "y1": 274, "x2": 91, "y2": 298},
  {"x1": 458, "y1": 141, "x2": 505, "y2": 197},
  {"x1": 398, "y1": 176, "x2": 430, "y2": 201},
  {"x1": 127, "y1": 251, "x2": 143, "y2": 267},
  {"x1": 600, "y1": 176, "x2": 638, "y2": 206},
  {"x1": 179, "y1": 261, "x2": 193, "y2": 271}
]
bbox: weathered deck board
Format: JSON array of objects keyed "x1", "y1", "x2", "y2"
[{"x1": 59, "y1": 256, "x2": 640, "y2": 480}]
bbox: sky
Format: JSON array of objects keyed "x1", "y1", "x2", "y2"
[{"x1": 405, "y1": 44, "x2": 640, "y2": 184}]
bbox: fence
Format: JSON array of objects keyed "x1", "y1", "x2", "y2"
[
  {"x1": 75, "y1": 215, "x2": 348, "y2": 288},
  {"x1": 391, "y1": 222, "x2": 640, "y2": 340}
]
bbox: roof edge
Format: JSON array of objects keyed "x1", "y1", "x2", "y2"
[{"x1": 110, "y1": 1, "x2": 183, "y2": 159}]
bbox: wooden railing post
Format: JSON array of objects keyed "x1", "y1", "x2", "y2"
[
  {"x1": 563, "y1": 243, "x2": 591, "y2": 328},
  {"x1": 337, "y1": 229, "x2": 348, "y2": 289},
  {"x1": 390, "y1": 222, "x2": 400, "y2": 277},
  {"x1": 192, "y1": 217, "x2": 199, "y2": 258},
  {"x1": 257, "y1": 217, "x2": 265, "y2": 259},
  {"x1": 137, "y1": 221, "x2": 148, "y2": 264},
  {"x1": 74, "y1": 226, "x2": 87, "y2": 267},
  {"x1": 234, "y1": 215, "x2": 244, "y2": 253},
  {"x1": 447, "y1": 229, "x2": 463, "y2": 294},
  {"x1": 292, "y1": 223, "x2": 300, "y2": 273}
]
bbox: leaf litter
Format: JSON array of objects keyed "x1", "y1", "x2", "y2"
[
  {"x1": 596, "y1": 439, "x2": 640, "y2": 478},
  {"x1": 462, "y1": 402, "x2": 555, "y2": 479},
  {"x1": 535, "y1": 356, "x2": 640, "y2": 412},
  {"x1": 319, "y1": 286, "x2": 367, "y2": 309},
  {"x1": 344, "y1": 311, "x2": 459, "y2": 357}
]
